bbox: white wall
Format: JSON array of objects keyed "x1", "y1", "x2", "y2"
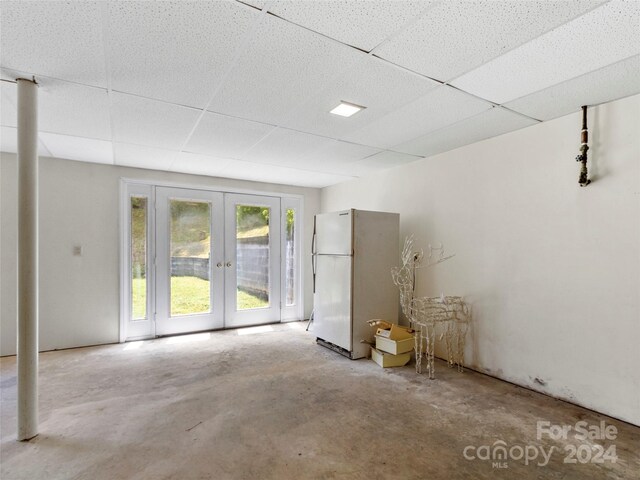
[
  {"x1": 0, "y1": 156, "x2": 319, "y2": 356},
  {"x1": 321, "y1": 94, "x2": 640, "y2": 426}
]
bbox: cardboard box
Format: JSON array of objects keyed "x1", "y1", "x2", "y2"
[
  {"x1": 370, "y1": 347, "x2": 411, "y2": 368},
  {"x1": 375, "y1": 324, "x2": 414, "y2": 341},
  {"x1": 374, "y1": 323, "x2": 415, "y2": 355},
  {"x1": 375, "y1": 335, "x2": 414, "y2": 355}
]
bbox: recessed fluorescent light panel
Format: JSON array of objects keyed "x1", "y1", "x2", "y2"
[{"x1": 330, "y1": 101, "x2": 366, "y2": 117}]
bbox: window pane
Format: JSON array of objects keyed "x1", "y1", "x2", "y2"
[
  {"x1": 236, "y1": 205, "x2": 270, "y2": 310},
  {"x1": 170, "y1": 200, "x2": 211, "y2": 316},
  {"x1": 131, "y1": 196, "x2": 147, "y2": 320},
  {"x1": 285, "y1": 208, "x2": 296, "y2": 306}
]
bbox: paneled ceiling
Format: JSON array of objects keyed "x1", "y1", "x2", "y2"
[{"x1": 1, "y1": 0, "x2": 638, "y2": 188}]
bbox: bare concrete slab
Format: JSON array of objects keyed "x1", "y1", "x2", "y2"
[{"x1": 1, "y1": 322, "x2": 638, "y2": 479}]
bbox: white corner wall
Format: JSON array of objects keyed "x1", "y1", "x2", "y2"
[
  {"x1": 0, "y1": 156, "x2": 319, "y2": 356},
  {"x1": 321, "y1": 94, "x2": 640, "y2": 426}
]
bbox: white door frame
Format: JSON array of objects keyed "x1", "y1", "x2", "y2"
[{"x1": 119, "y1": 179, "x2": 304, "y2": 341}]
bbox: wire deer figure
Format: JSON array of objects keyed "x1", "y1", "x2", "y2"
[{"x1": 391, "y1": 236, "x2": 470, "y2": 379}]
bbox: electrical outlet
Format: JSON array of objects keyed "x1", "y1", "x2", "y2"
[{"x1": 73, "y1": 245, "x2": 82, "y2": 256}]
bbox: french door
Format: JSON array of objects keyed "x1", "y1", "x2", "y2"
[
  {"x1": 155, "y1": 187, "x2": 224, "y2": 336},
  {"x1": 224, "y1": 194, "x2": 281, "y2": 328},
  {"x1": 122, "y1": 184, "x2": 294, "y2": 340}
]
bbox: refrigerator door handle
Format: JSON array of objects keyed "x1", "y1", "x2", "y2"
[
  {"x1": 311, "y1": 215, "x2": 317, "y2": 255},
  {"x1": 312, "y1": 254, "x2": 317, "y2": 293},
  {"x1": 312, "y1": 215, "x2": 317, "y2": 293}
]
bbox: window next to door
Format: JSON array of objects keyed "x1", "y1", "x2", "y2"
[
  {"x1": 121, "y1": 182, "x2": 155, "y2": 342},
  {"x1": 282, "y1": 197, "x2": 302, "y2": 321}
]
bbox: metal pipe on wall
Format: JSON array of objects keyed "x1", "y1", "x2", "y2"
[
  {"x1": 576, "y1": 105, "x2": 591, "y2": 187},
  {"x1": 16, "y1": 78, "x2": 39, "y2": 441}
]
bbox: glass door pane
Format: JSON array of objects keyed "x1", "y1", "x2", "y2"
[
  {"x1": 131, "y1": 196, "x2": 147, "y2": 320},
  {"x1": 170, "y1": 199, "x2": 211, "y2": 316},
  {"x1": 285, "y1": 207, "x2": 295, "y2": 307},
  {"x1": 236, "y1": 205, "x2": 270, "y2": 311},
  {"x1": 281, "y1": 197, "x2": 302, "y2": 322}
]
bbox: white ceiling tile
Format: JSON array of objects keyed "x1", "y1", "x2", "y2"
[
  {"x1": 170, "y1": 151, "x2": 235, "y2": 177},
  {"x1": 346, "y1": 150, "x2": 422, "y2": 177},
  {"x1": 218, "y1": 159, "x2": 354, "y2": 188},
  {"x1": 236, "y1": 128, "x2": 381, "y2": 174},
  {"x1": 335, "y1": 150, "x2": 422, "y2": 177},
  {"x1": 342, "y1": 85, "x2": 492, "y2": 149},
  {"x1": 505, "y1": 55, "x2": 640, "y2": 121},
  {"x1": 266, "y1": 1, "x2": 434, "y2": 52},
  {"x1": 1, "y1": 81, "x2": 17, "y2": 127},
  {"x1": 0, "y1": 1, "x2": 107, "y2": 87},
  {"x1": 39, "y1": 132, "x2": 113, "y2": 164},
  {"x1": 112, "y1": 93, "x2": 200, "y2": 150},
  {"x1": 108, "y1": 1, "x2": 257, "y2": 108},
  {"x1": 208, "y1": 13, "x2": 362, "y2": 126},
  {"x1": 303, "y1": 140, "x2": 381, "y2": 165},
  {"x1": 270, "y1": 139, "x2": 382, "y2": 174},
  {"x1": 114, "y1": 143, "x2": 177, "y2": 171},
  {"x1": 451, "y1": 1, "x2": 640, "y2": 104},
  {"x1": 185, "y1": 112, "x2": 276, "y2": 158},
  {"x1": 38, "y1": 79, "x2": 111, "y2": 140},
  {"x1": 395, "y1": 107, "x2": 538, "y2": 157},
  {"x1": 281, "y1": 54, "x2": 439, "y2": 139},
  {"x1": 375, "y1": 0, "x2": 604, "y2": 82},
  {"x1": 1, "y1": 126, "x2": 51, "y2": 156},
  {"x1": 242, "y1": 127, "x2": 337, "y2": 166}
]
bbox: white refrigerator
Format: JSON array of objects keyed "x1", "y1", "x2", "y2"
[{"x1": 312, "y1": 209, "x2": 399, "y2": 359}]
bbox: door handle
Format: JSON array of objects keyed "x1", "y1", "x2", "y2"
[
  {"x1": 226, "y1": 262, "x2": 232, "y2": 267},
  {"x1": 216, "y1": 262, "x2": 223, "y2": 268}
]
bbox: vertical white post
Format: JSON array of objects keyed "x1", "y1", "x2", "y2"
[{"x1": 17, "y1": 78, "x2": 39, "y2": 441}]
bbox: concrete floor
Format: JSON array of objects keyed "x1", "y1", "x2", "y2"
[{"x1": 1, "y1": 322, "x2": 638, "y2": 480}]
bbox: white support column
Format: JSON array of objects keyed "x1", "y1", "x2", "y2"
[{"x1": 16, "y1": 78, "x2": 39, "y2": 441}]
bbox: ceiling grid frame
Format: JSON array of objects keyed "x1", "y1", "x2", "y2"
[
  {"x1": 170, "y1": 1, "x2": 273, "y2": 171},
  {"x1": 230, "y1": 0, "x2": 603, "y2": 134},
  {"x1": 0, "y1": 0, "x2": 637, "y2": 187},
  {"x1": 231, "y1": 3, "x2": 445, "y2": 165},
  {"x1": 209, "y1": 9, "x2": 372, "y2": 151}
]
